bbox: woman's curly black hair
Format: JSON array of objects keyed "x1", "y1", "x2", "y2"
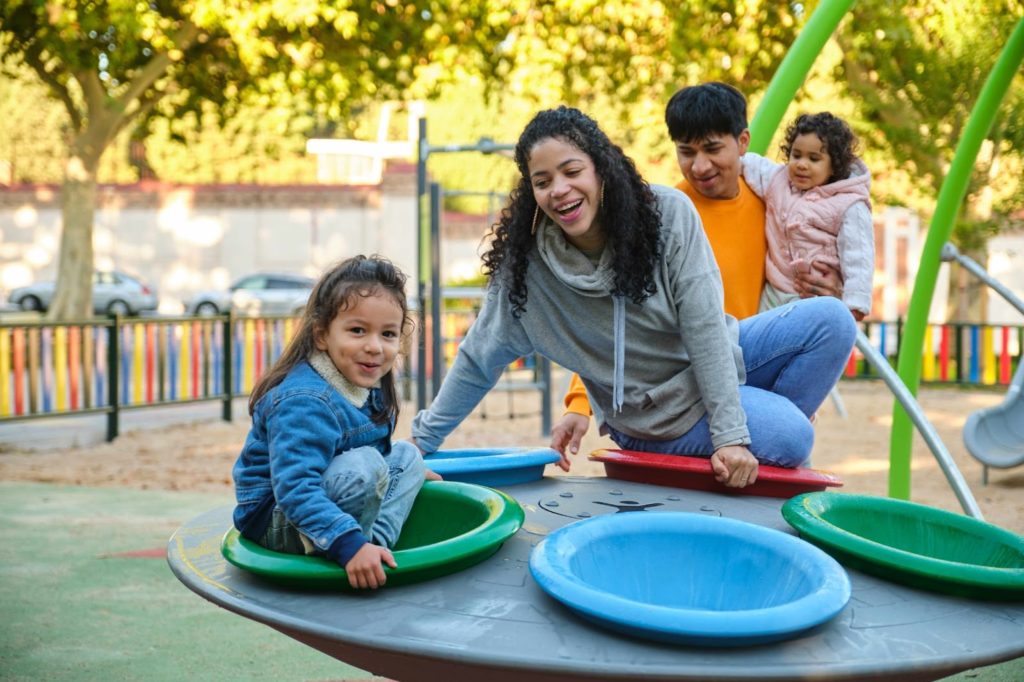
[
  {"x1": 781, "y1": 112, "x2": 859, "y2": 184},
  {"x1": 481, "y1": 106, "x2": 662, "y2": 317}
]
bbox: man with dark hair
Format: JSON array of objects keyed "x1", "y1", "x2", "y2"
[
  {"x1": 663, "y1": 81, "x2": 766, "y2": 319},
  {"x1": 553, "y1": 82, "x2": 843, "y2": 471}
]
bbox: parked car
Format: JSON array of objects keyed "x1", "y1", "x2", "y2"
[
  {"x1": 184, "y1": 272, "x2": 315, "y2": 316},
  {"x1": 9, "y1": 270, "x2": 159, "y2": 316}
]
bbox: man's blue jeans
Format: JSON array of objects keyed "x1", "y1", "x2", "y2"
[{"x1": 607, "y1": 296, "x2": 857, "y2": 467}]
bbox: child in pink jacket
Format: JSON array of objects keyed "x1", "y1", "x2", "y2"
[{"x1": 742, "y1": 112, "x2": 874, "y2": 320}]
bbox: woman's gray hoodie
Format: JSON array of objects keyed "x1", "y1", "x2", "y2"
[{"x1": 411, "y1": 184, "x2": 750, "y2": 452}]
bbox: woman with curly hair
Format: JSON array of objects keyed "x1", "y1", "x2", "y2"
[
  {"x1": 742, "y1": 111, "x2": 874, "y2": 320},
  {"x1": 411, "y1": 106, "x2": 856, "y2": 488}
]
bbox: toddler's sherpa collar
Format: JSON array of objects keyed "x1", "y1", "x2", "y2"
[{"x1": 308, "y1": 349, "x2": 372, "y2": 407}]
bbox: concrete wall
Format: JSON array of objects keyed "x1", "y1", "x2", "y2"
[
  {"x1": 3, "y1": 170, "x2": 1021, "y2": 327},
  {"x1": 0, "y1": 167, "x2": 423, "y2": 313},
  {"x1": 986, "y1": 230, "x2": 1024, "y2": 326}
]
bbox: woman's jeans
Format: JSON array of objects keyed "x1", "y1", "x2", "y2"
[
  {"x1": 260, "y1": 440, "x2": 425, "y2": 554},
  {"x1": 607, "y1": 297, "x2": 857, "y2": 467}
]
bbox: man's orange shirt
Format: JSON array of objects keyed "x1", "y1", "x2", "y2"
[{"x1": 564, "y1": 179, "x2": 767, "y2": 416}]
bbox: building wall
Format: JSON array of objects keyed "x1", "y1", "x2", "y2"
[
  {"x1": 986, "y1": 230, "x2": 1024, "y2": 326},
  {"x1": 0, "y1": 167, "x2": 420, "y2": 313},
  {"x1": 3, "y1": 172, "x2": 1021, "y2": 327}
]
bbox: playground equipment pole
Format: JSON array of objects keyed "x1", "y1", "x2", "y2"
[
  {"x1": 747, "y1": 0, "x2": 856, "y2": 154},
  {"x1": 414, "y1": 120, "x2": 514, "y2": 409},
  {"x1": 889, "y1": 17, "x2": 1024, "y2": 500},
  {"x1": 854, "y1": 331, "x2": 983, "y2": 518},
  {"x1": 941, "y1": 243, "x2": 1024, "y2": 318},
  {"x1": 416, "y1": 118, "x2": 429, "y2": 410}
]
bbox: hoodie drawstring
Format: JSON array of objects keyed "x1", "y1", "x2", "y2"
[{"x1": 612, "y1": 295, "x2": 625, "y2": 413}]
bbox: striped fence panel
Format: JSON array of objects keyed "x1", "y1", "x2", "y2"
[
  {"x1": 2, "y1": 316, "x2": 1022, "y2": 436},
  {"x1": 0, "y1": 316, "x2": 296, "y2": 423},
  {"x1": 842, "y1": 320, "x2": 1022, "y2": 388}
]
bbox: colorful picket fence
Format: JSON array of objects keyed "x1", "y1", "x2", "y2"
[
  {"x1": 3, "y1": 315, "x2": 1020, "y2": 440},
  {"x1": 845, "y1": 320, "x2": 1024, "y2": 385},
  {"x1": 0, "y1": 316, "x2": 299, "y2": 436}
]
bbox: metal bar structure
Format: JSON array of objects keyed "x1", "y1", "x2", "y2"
[
  {"x1": 414, "y1": 118, "x2": 553, "y2": 435},
  {"x1": 414, "y1": 118, "x2": 514, "y2": 411},
  {"x1": 854, "y1": 330, "x2": 984, "y2": 519},
  {"x1": 941, "y1": 242, "x2": 1024, "y2": 318},
  {"x1": 106, "y1": 316, "x2": 120, "y2": 441},
  {"x1": 429, "y1": 182, "x2": 444, "y2": 398}
]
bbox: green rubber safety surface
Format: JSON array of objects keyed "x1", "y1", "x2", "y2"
[
  {"x1": 782, "y1": 492, "x2": 1024, "y2": 599},
  {"x1": 222, "y1": 480, "x2": 525, "y2": 589}
]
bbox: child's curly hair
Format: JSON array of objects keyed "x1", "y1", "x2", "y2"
[{"x1": 781, "y1": 112, "x2": 859, "y2": 184}]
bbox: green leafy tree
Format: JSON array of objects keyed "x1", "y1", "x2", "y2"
[
  {"x1": 0, "y1": 0, "x2": 508, "y2": 319},
  {"x1": 836, "y1": 0, "x2": 1024, "y2": 320},
  {"x1": 1, "y1": 0, "x2": 817, "y2": 319}
]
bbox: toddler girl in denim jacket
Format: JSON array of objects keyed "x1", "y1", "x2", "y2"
[{"x1": 232, "y1": 255, "x2": 427, "y2": 589}]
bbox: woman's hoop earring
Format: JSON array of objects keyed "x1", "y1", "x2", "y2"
[
  {"x1": 531, "y1": 205, "x2": 541, "y2": 235},
  {"x1": 601, "y1": 183, "x2": 606, "y2": 209}
]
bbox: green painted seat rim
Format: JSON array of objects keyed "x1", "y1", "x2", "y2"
[
  {"x1": 781, "y1": 492, "x2": 1024, "y2": 597},
  {"x1": 221, "y1": 480, "x2": 524, "y2": 588}
]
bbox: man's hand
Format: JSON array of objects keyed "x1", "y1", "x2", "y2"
[
  {"x1": 709, "y1": 445, "x2": 759, "y2": 488},
  {"x1": 345, "y1": 543, "x2": 396, "y2": 589},
  {"x1": 792, "y1": 259, "x2": 843, "y2": 300},
  {"x1": 549, "y1": 412, "x2": 590, "y2": 471}
]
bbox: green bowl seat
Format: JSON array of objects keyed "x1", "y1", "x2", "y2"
[
  {"x1": 222, "y1": 480, "x2": 524, "y2": 590},
  {"x1": 782, "y1": 492, "x2": 1024, "y2": 599}
]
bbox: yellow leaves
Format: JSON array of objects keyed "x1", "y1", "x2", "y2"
[
  {"x1": 44, "y1": 2, "x2": 63, "y2": 24},
  {"x1": 282, "y1": 42, "x2": 313, "y2": 67},
  {"x1": 333, "y1": 11, "x2": 359, "y2": 39}
]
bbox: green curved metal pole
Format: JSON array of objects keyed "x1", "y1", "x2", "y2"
[
  {"x1": 748, "y1": 0, "x2": 857, "y2": 153},
  {"x1": 888, "y1": 16, "x2": 1024, "y2": 500}
]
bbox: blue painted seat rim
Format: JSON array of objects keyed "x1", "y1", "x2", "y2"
[
  {"x1": 423, "y1": 447, "x2": 561, "y2": 475},
  {"x1": 529, "y1": 512, "x2": 850, "y2": 642}
]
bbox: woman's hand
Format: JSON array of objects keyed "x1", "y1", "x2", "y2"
[
  {"x1": 549, "y1": 412, "x2": 590, "y2": 471},
  {"x1": 408, "y1": 437, "x2": 443, "y2": 480},
  {"x1": 709, "y1": 445, "x2": 759, "y2": 488},
  {"x1": 345, "y1": 543, "x2": 397, "y2": 589}
]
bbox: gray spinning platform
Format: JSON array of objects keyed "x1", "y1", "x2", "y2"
[{"x1": 168, "y1": 476, "x2": 1024, "y2": 681}]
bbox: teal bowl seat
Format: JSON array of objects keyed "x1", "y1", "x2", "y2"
[
  {"x1": 782, "y1": 492, "x2": 1024, "y2": 599},
  {"x1": 423, "y1": 447, "x2": 561, "y2": 486},
  {"x1": 221, "y1": 481, "x2": 524, "y2": 590},
  {"x1": 529, "y1": 512, "x2": 851, "y2": 646}
]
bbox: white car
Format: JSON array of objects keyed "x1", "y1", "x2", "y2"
[
  {"x1": 9, "y1": 270, "x2": 159, "y2": 316},
  {"x1": 185, "y1": 273, "x2": 315, "y2": 316}
]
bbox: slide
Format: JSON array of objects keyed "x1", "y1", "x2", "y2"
[{"x1": 963, "y1": 360, "x2": 1024, "y2": 474}]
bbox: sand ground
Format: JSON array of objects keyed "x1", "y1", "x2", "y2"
[{"x1": 0, "y1": 378, "x2": 1020, "y2": 533}]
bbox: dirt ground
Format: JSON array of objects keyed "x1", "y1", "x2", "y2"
[{"x1": 0, "y1": 379, "x2": 1021, "y2": 534}]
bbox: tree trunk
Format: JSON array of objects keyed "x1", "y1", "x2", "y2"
[{"x1": 48, "y1": 152, "x2": 98, "y2": 320}]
